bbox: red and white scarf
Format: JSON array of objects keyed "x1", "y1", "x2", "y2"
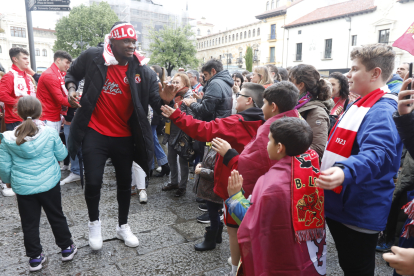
[
  {"x1": 10, "y1": 65, "x2": 35, "y2": 98},
  {"x1": 192, "y1": 83, "x2": 202, "y2": 95},
  {"x1": 103, "y1": 23, "x2": 150, "y2": 66},
  {"x1": 321, "y1": 86, "x2": 397, "y2": 193}
]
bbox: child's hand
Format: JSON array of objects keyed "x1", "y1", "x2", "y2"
[
  {"x1": 212, "y1": 138, "x2": 232, "y2": 157},
  {"x1": 316, "y1": 167, "x2": 345, "y2": 190},
  {"x1": 383, "y1": 246, "x2": 414, "y2": 275},
  {"x1": 195, "y1": 163, "x2": 202, "y2": 175},
  {"x1": 228, "y1": 170, "x2": 243, "y2": 197}
]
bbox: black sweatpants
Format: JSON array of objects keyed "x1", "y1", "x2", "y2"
[
  {"x1": 82, "y1": 127, "x2": 134, "y2": 226},
  {"x1": 16, "y1": 183, "x2": 73, "y2": 258},
  {"x1": 206, "y1": 201, "x2": 222, "y2": 231},
  {"x1": 327, "y1": 217, "x2": 379, "y2": 276}
]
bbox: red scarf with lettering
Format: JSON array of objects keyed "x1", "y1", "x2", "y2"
[
  {"x1": 292, "y1": 149, "x2": 325, "y2": 242},
  {"x1": 321, "y1": 86, "x2": 397, "y2": 194}
]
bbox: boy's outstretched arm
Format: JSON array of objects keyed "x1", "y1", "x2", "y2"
[{"x1": 225, "y1": 170, "x2": 251, "y2": 225}]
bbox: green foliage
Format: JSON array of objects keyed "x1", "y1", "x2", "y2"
[
  {"x1": 53, "y1": 2, "x2": 119, "y2": 57},
  {"x1": 148, "y1": 24, "x2": 199, "y2": 76},
  {"x1": 245, "y1": 46, "x2": 253, "y2": 72}
]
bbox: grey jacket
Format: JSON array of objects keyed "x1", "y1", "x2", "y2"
[{"x1": 189, "y1": 70, "x2": 233, "y2": 121}]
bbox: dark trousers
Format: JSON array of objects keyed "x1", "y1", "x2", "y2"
[
  {"x1": 82, "y1": 127, "x2": 134, "y2": 226},
  {"x1": 16, "y1": 183, "x2": 73, "y2": 258},
  {"x1": 327, "y1": 217, "x2": 379, "y2": 276},
  {"x1": 206, "y1": 201, "x2": 222, "y2": 231},
  {"x1": 6, "y1": 121, "x2": 21, "y2": 131}
]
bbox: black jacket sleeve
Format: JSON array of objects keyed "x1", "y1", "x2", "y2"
[
  {"x1": 65, "y1": 48, "x2": 91, "y2": 90},
  {"x1": 189, "y1": 82, "x2": 221, "y2": 120},
  {"x1": 393, "y1": 111, "x2": 414, "y2": 158}
]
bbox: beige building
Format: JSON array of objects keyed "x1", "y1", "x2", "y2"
[
  {"x1": 196, "y1": 21, "x2": 262, "y2": 71},
  {"x1": 196, "y1": 17, "x2": 215, "y2": 38}
]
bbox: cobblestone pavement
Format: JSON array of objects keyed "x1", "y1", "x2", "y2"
[{"x1": 0, "y1": 165, "x2": 394, "y2": 275}]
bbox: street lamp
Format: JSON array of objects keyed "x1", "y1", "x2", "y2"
[{"x1": 72, "y1": 34, "x2": 90, "y2": 52}]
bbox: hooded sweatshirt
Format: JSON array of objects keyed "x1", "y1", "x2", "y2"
[
  {"x1": 387, "y1": 73, "x2": 403, "y2": 94},
  {"x1": 0, "y1": 126, "x2": 67, "y2": 195},
  {"x1": 169, "y1": 107, "x2": 265, "y2": 199}
]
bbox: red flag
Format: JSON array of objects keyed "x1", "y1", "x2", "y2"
[{"x1": 393, "y1": 22, "x2": 414, "y2": 56}]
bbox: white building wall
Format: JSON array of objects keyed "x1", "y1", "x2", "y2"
[{"x1": 283, "y1": 0, "x2": 414, "y2": 72}]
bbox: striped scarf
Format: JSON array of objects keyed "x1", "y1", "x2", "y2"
[{"x1": 320, "y1": 86, "x2": 397, "y2": 194}]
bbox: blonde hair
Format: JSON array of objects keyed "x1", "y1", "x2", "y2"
[
  {"x1": 15, "y1": 96, "x2": 42, "y2": 146},
  {"x1": 254, "y1": 66, "x2": 273, "y2": 86},
  {"x1": 173, "y1": 72, "x2": 191, "y2": 89}
]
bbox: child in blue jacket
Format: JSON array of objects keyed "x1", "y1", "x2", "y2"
[
  {"x1": 317, "y1": 44, "x2": 403, "y2": 275},
  {"x1": 0, "y1": 96, "x2": 77, "y2": 272}
]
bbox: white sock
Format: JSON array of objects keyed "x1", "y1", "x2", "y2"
[{"x1": 231, "y1": 264, "x2": 238, "y2": 275}]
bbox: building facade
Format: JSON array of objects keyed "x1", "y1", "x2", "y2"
[
  {"x1": 196, "y1": 17, "x2": 214, "y2": 38},
  {"x1": 196, "y1": 21, "x2": 262, "y2": 71},
  {"x1": 0, "y1": 13, "x2": 55, "y2": 73}
]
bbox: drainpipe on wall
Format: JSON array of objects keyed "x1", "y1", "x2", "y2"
[
  {"x1": 282, "y1": 15, "x2": 286, "y2": 67},
  {"x1": 346, "y1": 16, "x2": 352, "y2": 69},
  {"x1": 286, "y1": 28, "x2": 289, "y2": 68}
]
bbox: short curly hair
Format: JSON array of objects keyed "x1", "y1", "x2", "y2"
[{"x1": 329, "y1": 72, "x2": 349, "y2": 100}]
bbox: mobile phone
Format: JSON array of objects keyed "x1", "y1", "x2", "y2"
[{"x1": 405, "y1": 62, "x2": 413, "y2": 106}]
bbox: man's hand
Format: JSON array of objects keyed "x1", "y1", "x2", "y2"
[
  {"x1": 193, "y1": 91, "x2": 204, "y2": 100},
  {"x1": 398, "y1": 78, "x2": 414, "y2": 116},
  {"x1": 212, "y1": 138, "x2": 232, "y2": 157},
  {"x1": 159, "y1": 82, "x2": 189, "y2": 103},
  {"x1": 195, "y1": 163, "x2": 202, "y2": 175},
  {"x1": 232, "y1": 84, "x2": 240, "y2": 93},
  {"x1": 316, "y1": 167, "x2": 345, "y2": 190},
  {"x1": 228, "y1": 170, "x2": 243, "y2": 197},
  {"x1": 161, "y1": 105, "x2": 177, "y2": 118},
  {"x1": 383, "y1": 246, "x2": 414, "y2": 275},
  {"x1": 183, "y1": 96, "x2": 197, "y2": 107},
  {"x1": 68, "y1": 91, "x2": 81, "y2": 108}
]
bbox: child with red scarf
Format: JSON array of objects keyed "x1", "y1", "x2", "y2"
[{"x1": 225, "y1": 117, "x2": 326, "y2": 276}]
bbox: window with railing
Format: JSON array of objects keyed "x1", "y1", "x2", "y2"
[
  {"x1": 11, "y1": 26, "x2": 26, "y2": 38},
  {"x1": 378, "y1": 29, "x2": 389, "y2": 44},
  {"x1": 324, "y1": 39, "x2": 332, "y2": 59},
  {"x1": 296, "y1": 43, "x2": 302, "y2": 61},
  {"x1": 270, "y1": 24, "x2": 276, "y2": 40},
  {"x1": 352, "y1": 35, "x2": 357, "y2": 46},
  {"x1": 270, "y1": 47, "x2": 275, "y2": 63}
]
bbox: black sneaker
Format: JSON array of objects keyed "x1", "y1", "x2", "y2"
[
  {"x1": 61, "y1": 244, "x2": 77, "y2": 261},
  {"x1": 197, "y1": 212, "x2": 210, "y2": 224},
  {"x1": 198, "y1": 203, "x2": 208, "y2": 212},
  {"x1": 196, "y1": 197, "x2": 206, "y2": 203},
  {"x1": 29, "y1": 253, "x2": 46, "y2": 272}
]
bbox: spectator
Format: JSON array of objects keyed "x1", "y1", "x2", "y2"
[
  {"x1": 251, "y1": 66, "x2": 273, "y2": 88},
  {"x1": 289, "y1": 64, "x2": 333, "y2": 158},
  {"x1": 231, "y1": 73, "x2": 244, "y2": 114},
  {"x1": 245, "y1": 73, "x2": 253, "y2": 83},
  {"x1": 278, "y1": 67, "x2": 289, "y2": 81},
  {"x1": 183, "y1": 59, "x2": 233, "y2": 122},
  {"x1": 328, "y1": 72, "x2": 350, "y2": 116},
  {"x1": 265, "y1": 64, "x2": 281, "y2": 83},
  {"x1": 187, "y1": 70, "x2": 203, "y2": 96},
  {"x1": 396, "y1": 62, "x2": 410, "y2": 79},
  {"x1": 161, "y1": 73, "x2": 194, "y2": 197},
  {"x1": 318, "y1": 43, "x2": 403, "y2": 276}
]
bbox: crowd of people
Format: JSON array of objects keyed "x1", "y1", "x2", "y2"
[{"x1": 1, "y1": 20, "x2": 414, "y2": 276}]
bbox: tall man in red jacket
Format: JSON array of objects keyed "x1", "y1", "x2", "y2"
[{"x1": 37, "y1": 50, "x2": 74, "y2": 132}]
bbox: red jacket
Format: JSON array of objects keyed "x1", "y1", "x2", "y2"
[
  {"x1": 169, "y1": 107, "x2": 265, "y2": 199},
  {"x1": 238, "y1": 155, "x2": 326, "y2": 276},
  {"x1": 0, "y1": 65, "x2": 34, "y2": 124},
  {"x1": 223, "y1": 109, "x2": 301, "y2": 197},
  {"x1": 37, "y1": 63, "x2": 70, "y2": 121}
]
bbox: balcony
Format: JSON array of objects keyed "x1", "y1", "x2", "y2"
[
  {"x1": 267, "y1": 57, "x2": 276, "y2": 63},
  {"x1": 268, "y1": 34, "x2": 276, "y2": 41}
]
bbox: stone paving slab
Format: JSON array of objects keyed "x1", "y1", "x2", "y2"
[{"x1": 0, "y1": 165, "x2": 396, "y2": 275}]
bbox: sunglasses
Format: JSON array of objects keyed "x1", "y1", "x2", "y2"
[{"x1": 236, "y1": 93, "x2": 258, "y2": 108}]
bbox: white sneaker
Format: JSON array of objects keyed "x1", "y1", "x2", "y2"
[
  {"x1": 156, "y1": 166, "x2": 162, "y2": 172},
  {"x1": 228, "y1": 256, "x2": 232, "y2": 266},
  {"x1": 61, "y1": 165, "x2": 69, "y2": 171},
  {"x1": 60, "y1": 173, "x2": 81, "y2": 186},
  {"x1": 1, "y1": 184, "x2": 15, "y2": 197},
  {"x1": 139, "y1": 190, "x2": 147, "y2": 203},
  {"x1": 88, "y1": 220, "x2": 103, "y2": 250},
  {"x1": 116, "y1": 224, "x2": 139, "y2": 247}
]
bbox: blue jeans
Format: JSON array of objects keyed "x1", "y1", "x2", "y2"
[
  {"x1": 63, "y1": 124, "x2": 80, "y2": 175},
  {"x1": 151, "y1": 125, "x2": 168, "y2": 169}
]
